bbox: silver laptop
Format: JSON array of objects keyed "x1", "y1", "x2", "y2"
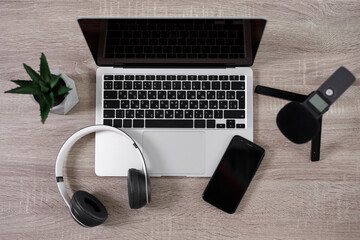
[{"x1": 78, "y1": 17, "x2": 266, "y2": 177}]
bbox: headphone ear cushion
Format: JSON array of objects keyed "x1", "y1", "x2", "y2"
[
  {"x1": 70, "y1": 191, "x2": 108, "y2": 227},
  {"x1": 127, "y1": 169, "x2": 147, "y2": 209}
]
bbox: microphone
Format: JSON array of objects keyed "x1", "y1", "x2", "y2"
[{"x1": 276, "y1": 67, "x2": 355, "y2": 144}]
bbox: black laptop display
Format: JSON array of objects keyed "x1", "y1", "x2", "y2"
[{"x1": 78, "y1": 18, "x2": 266, "y2": 67}]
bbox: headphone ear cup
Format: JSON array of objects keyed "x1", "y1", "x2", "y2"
[
  {"x1": 127, "y1": 169, "x2": 147, "y2": 209},
  {"x1": 70, "y1": 191, "x2": 108, "y2": 227}
]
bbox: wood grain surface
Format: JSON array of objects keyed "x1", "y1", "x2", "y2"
[{"x1": 0, "y1": 0, "x2": 359, "y2": 239}]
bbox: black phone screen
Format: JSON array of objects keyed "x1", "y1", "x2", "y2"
[{"x1": 202, "y1": 135, "x2": 265, "y2": 214}]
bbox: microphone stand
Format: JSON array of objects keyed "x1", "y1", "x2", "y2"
[{"x1": 255, "y1": 85, "x2": 322, "y2": 162}]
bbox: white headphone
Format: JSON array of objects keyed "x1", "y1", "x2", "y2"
[{"x1": 55, "y1": 125, "x2": 151, "y2": 227}]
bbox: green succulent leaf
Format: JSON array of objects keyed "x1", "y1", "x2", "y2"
[
  {"x1": 23, "y1": 64, "x2": 42, "y2": 84},
  {"x1": 54, "y1": 85, "x2": 71, "y2": 96},
  {"x1": 38, "y1": 81, "x2": 50, "y2": 92},
  {"x1": 11, "y1": 80, "x2": 33, "y2": 88},
  {"x1": 39, "y1": 96, "x2": 50, "y2": 124},
  {"x1": 50, "y1": 74, "x2": 61, "y2": 89},
  {"x1": 5, "y1": 84, "x2": 42, "y2": 95},
  {"x1": 40, "y1": 53, "x2": 51, "y2": 83}
]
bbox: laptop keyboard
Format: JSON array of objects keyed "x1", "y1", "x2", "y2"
[
  {"x1": 103, "y1": 74, "x2": 246, "y2": 129},
  {"x1": 105, "y1": 19, "x2": 245, "y2": 59}
]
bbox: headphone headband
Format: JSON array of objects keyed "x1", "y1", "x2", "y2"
[{"x1": 55, "y1": 125, "x2": 149, "y2": 209}]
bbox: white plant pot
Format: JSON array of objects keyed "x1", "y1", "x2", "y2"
[{"x1": 30, "y1": 70, "x2": 79, "y2": 115}]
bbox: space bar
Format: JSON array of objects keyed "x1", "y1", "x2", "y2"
[{"x1": 146, "y1": 120, "x2": 193, "y2": 128}]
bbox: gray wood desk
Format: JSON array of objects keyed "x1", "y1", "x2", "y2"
[{"x1": 0, "y1": 0, "x2": 359, "y2": 239}]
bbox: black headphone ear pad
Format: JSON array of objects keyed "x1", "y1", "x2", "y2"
[
  {"x1": 70, "y1": 191, "x2": 108, "y2": 227},
  {"x1": 127, "y1": 169, "x2": 147, "y2": 209}
]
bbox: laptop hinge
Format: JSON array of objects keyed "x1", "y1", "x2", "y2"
[{"x1": 114, "y1": 63, "x2": 233, "y2": 69}]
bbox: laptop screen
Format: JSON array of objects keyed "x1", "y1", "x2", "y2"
[{"x1": 78, "y1": 18, "x2": 266, "y2": 67}]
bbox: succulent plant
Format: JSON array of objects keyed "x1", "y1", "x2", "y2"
[{"x1": 5, "y1": 53, "x2": 71, "y2": 123}]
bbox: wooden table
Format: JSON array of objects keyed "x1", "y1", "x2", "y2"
[{"x1": 0, "y1": 1, "x2": 359, "y2": 239}]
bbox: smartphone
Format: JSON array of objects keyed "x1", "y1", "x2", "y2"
[{"x1": 202, "y1": 135, "x2": 265, "y2": 214}]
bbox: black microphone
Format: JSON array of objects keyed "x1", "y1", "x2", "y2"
[{"x1": 276, "y1": 67, "x2": 355, "y2": 144}]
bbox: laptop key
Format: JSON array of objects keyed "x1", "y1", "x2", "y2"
[
  {"x1": 180, "y1": 101, "x2": 188, "y2": 109},
  {"x1": 123, "y1": 119, "x2": 132, "y2": 128},
  {"x1": 148, "y1": 91, "x2": 157, "y2": 99},
  {"x1": 128, "y1": 91, "x2": 137, "y2": 99},
  {"x1": 214, "y1": 110, "x2": 223, "y2": 118},
  {"x1": 115, "y1": 75, "x2": 124, "y2": 80},
  {"x1": 173, "y1": 81, "x2": 181, "y2": 90},
  {"x1": 185, "y1": 110, "x2": 193, "y2": 118},
  {"x1": 168, "y1": 91, "x2": 176, "y2": 99},
  {"x1": 229, "y1": 101, "x2": 238, "y2": 109},
  {"x1": 167, "y1": 75, "x2": 176, "y2": 80},
  {"x1": 219, "y1": 101, "x2": 228, "y2": 109},
  {"x1": 104, "y1": 110, "x2": 115, "y2": 118},
  {"x1": 121, "y1": 100, "x2": 130, "y2": 108},
  {"x1": 104, "y1": 81, "x2": 113, "y2": 89},
  {"x1": 217, "y1": 124, "x2": 225, "y2": 128},
  {"x1": 140, "y1": 100, "x2": 149, "y2": 108},
  {"x1": 124, "y1": 81, "x2": 132, "y2": 89},
  {"x1": 145, "y1": 110, "x2": 154, "y2": 118},
  {"x1": 146, "y1": 75, "x2": 155, "y2": 80},
  {"x1": 231, "y1": 82, "x2": 245, "y2": 90},
  {"x1": 170, "y1": 100, "x2": 178, "y2": 109},
  {"x1": 103, "y1": 119, "x2": 112, "y2": 126},
  {"x1": 114, "y1": 82, "x2": 123, "y2": 89},
  {"x1": 221, "y1": 82, "x2": 230, "y2": 90},
  {"x1": 116, "y1": 110, "x2": 124, "y2": 118},
  {"x1": 207, "y1": 91, "x2": 216, "y2": 99},
  {"x1": 195, "y1": 110, "x2": 203, "y2": 118},
  {"x1": 182, "y1": 81, "x2": 191, "y2": 90},
  {"x1": 153, "y1": 81, "x2": 162, "y2": 89},
  {"x1": 197, "y1": 91, "x2": 206, "y2": 99},
  {"x1": 236, "y1": 91, "x2": 245, "y2": 109},
  {"x1": 160, "y1": 100, "x2": 169, "y2": 109},
  {"x1": 165, "y1": 110, "x2": 174, "y2": 118},
  {"x1": 131, "y1": 100, "x2": 140, "y2": 108},
  {"x1": 175, "y1": 110, "x2": 184, "y2": 118},
  {"x1": 177, "y1": 91, "x2": 186, "y2": 99},
  {"x1": 207, "y1": 120, "x2": 216, "y2": 128},
  {"x1": 104, "y1": 75, "x2": 113, "y2": 80},
  {"x1": 125, "y1": 75, "x2": 134, "y2": 80},
  {"x1": 187, "y1": 91, "x2": 196, "y2": 99},
  {"x1": 155, "y1": 110, "x2": 164, "y2": 118},
  {"x1": 104, "y1": 91, "x2": 117, "y2": 99},
  {"x1": 195, "y1": 120, "x2": 205, "y2": 128},
  {"x1": 113, "y1": 119, "x2": 122, "y2": 128},
  {"x1": 133, "y1": 120, "x2": 144, "y2": 128},
  {"x1": 190, "y1": 100, "x2": 198, "y2": 109},
  {"x1": 240, "y1": 75, "x2": 245, "y2": 80},
  {"x1": 134, "y1": 81, "x2": 142, "y2": 89},
  {"x1": 143, "y1": 81, "x2": 152, "y2": 89},
  {"x1": 126, "y1": 110, "x2": 134, "y2": 118},
  {"x1": 163, "y1": 82, "x2": 171, "y2": 90},
  {"x1": 201, "y1": 82, "x2": 210, "y2": 90},
  {"x1": 236, "y1": 124, "x2": 245, "y2": 128},
  {"x1": 119, "y1": 91, "x2": 127, "y2": 99},
  {"x1": 217, "y1": 91, "x2": 225, "y2": 99},
  {"x1": 135, "y1": 75, "x2": 145, "y2": 80},
  {"x1": 138, "y1": 91, "x2": 147, "y2": 99},
  {"x1": 104, "y1": 100, "x2": 119, "y2": 108},
  {"x1": 224, "y1": 110, "x2": 245, "y2": 118},
  {"x1": 146, "y1": 120, "x2": 193, "y2": 128},
  {"x1": 204, "y1": 110, "x2": 213, "y2": 118},
  {"x1": 150, "y1": 100, "x2": 159, "y2": 109},
  {"x1": 226, "y1": 120, "x2": 235, "y2": 128}
]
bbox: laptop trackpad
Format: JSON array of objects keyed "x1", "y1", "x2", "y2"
[{"x1": 142, "y1": 131, "x2": 205, "y2": 176}]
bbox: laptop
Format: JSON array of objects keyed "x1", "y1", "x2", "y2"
[{"x1": 78, "y1": 17, "x2": 266, "y2": 177}]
